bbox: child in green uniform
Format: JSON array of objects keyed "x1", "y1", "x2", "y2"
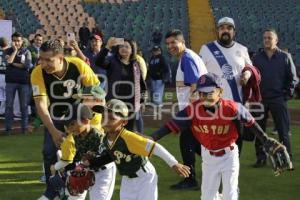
[
  {"x1": 91, "y1": 99, "x2": 190, "y2": 200},
  {"x1": 50, "y1": 104, "x2": 113, "y2": 200},
  {"x1": 72, "y1": 86, "x2": 117, "y2": 200}
]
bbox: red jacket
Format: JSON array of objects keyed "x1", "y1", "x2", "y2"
[{"x1": 242, "y1": 64, "x2": 262, "y2": 102}]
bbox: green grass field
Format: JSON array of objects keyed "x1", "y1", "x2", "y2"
[
  {"x1": 0, "y1": 125, "x2": 299, "y2": 200},
  {"x1": 288, "y1": 99, "x2": 300, "y2": 109}
]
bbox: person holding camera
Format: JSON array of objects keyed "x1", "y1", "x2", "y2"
[{"x1": 95, "y1": 37, "x2": 147, "y2": 132}]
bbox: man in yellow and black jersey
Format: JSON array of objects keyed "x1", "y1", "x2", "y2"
[
  {"x1": 91, "y1": 99, "x2": 190, "y2": 200},
  {"x1": 31, "y1": 40, "x2": 99, "y2": 200}
]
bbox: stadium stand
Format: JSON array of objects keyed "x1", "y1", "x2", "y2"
[
  {"x1": 82, "y1": 0, "x2": 189, "y2": 56},
  {"x1": 0, "y1": 0, "x2": 41, "y2": 37},
  {"x1": 25, "y1": 0, "x2": 96, "y2": 40},
  {"x1": 0, "y1": 0, "x2": 189, "y2": 58},
  {"x1": 210, "y1": 0, "x2": 300, "y2": 67},
  {"x1": 0, "y1": 0, "x2": 298, "y2": 68}
]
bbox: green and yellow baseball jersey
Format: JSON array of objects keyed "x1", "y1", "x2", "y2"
[
  {"x1": 30, "y1": 57, "x2": 100, "y2": 118},
  {"x1": 104, "y1": 128, "x2": 156, "y2": 177},
  {"x1": 91, "y1": 112, "x2": 102, "y2": 132},
  {"x1": 60, "y1": 128, "x2": 102, "y2": 164},
  {"x1": 73, "y1": 128, "x2": 103, "y2": 162},
  {"x1": 60, "y1": 133, "x2": 76, "y2": 163}
]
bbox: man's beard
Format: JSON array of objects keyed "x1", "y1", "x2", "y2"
[{"x1": 219, "y1": 33, "x2": 233, "y2": 46}]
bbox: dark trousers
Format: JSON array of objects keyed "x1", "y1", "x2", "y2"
[
  {"x1": 43, "y1": 121, "x2": 64, "y2": 199},
  {"x1": 135, "y1": 110, "x2": 144, "y2": 133},
  {"x1": 234, "y1": 120, "x2": 244, "y2": 156},
  {"x1": 179, "y1": 128, "x2": 201, "y2": 180},
  {"x1": 255, "y1": 98, "x2": 291, "y2": 161},
  {"x1": 125, "y1": 112, "x2": 137, "y2": 132}
]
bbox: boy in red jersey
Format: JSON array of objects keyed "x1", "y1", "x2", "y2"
[{"x1": 151, "y1": 72, "x2": 288, "y2": 200}]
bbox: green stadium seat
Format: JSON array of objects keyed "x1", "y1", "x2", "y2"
[{"x1": 81, "y1": 0, "x2": 189, "y2": 58}]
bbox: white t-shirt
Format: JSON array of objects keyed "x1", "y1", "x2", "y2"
[
  {"x1": 176, "y1": 49, "x2": 207, "y2": 110},
  {"x1": 199, "y1": 41, "x2": 252, "y2": 103}
]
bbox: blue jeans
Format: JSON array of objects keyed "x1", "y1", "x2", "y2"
[
  {"x1": 5, "y1": 83, "x2": 29, "y2": 131},
  {"x1": 150, "y1": 79, "x2": 165, "y2": 106}
]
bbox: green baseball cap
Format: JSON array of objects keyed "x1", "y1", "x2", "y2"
[
  {"x1": 72, "y1": 86, "x2": 106, "y2": 100},
  {"x1": 92, "y1": 99, "x2": 129, "y2": 118}
]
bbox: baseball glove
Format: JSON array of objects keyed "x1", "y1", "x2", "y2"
[
  {"x1": 66, "y1": 164, "x2": 95, "y2": 196},
  {"x1": 263, "y1": 138, "x2": 294, "y2": 176}
]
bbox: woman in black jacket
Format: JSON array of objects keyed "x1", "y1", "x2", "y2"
[{"x1": 95, "y1": 37, "x2": 146, "y2": 131}]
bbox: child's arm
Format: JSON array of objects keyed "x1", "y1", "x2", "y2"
[
  {"x1": 237, "y1": 103, "x2": 293, "y2": 174},
  {"x1": 50, "y1": 160, "x2": 70, "y2": 175},
  {"x1": 152, "y1": 143, "x2": 190, "y2": 178},
  {"x1": 151, "y1": 109, "x2": 191, "y2": 141},
  {"x1": 50, "y1": 134, "x2": 76, "y2": 175},
  {"x1": 124, "y1": 132, "x2": 190, "y2": 177},
  {"x1": 81, "y1": 150, "x2": 114, "y2": 170}
]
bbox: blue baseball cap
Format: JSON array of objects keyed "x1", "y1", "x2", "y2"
[{"x1": 196, "y1": 73, "x2": 222, "y2": 93}]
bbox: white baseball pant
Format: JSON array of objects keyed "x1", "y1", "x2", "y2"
[
  {"x1": 201, "y1": 144, "x2": 239, "y2": 200},
  {"x1": 89, "y1": 162, "x2": 116, "y2": 200},
  {"x1": 120, "y1": 161, "x2": 158, "y2": 200}
]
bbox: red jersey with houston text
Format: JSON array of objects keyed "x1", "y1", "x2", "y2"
[{"x1": 185, "y1": 99, "x2": 254, "y2": 150}]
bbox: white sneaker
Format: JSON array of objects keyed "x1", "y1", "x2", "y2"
[{"x1": 37, "y1": 195, "x2": 49, "y2": 200}]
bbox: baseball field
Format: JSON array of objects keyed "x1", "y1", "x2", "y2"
[{"x1": 0, "y1": 100, "x2": 299, "y2": 200}]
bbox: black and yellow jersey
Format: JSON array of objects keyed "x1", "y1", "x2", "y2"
[
  {"x1": 103, "y1": 128, "x2": 156, "y2": 177},
  {"x1": 31, "y1": 57, "x2": 99, "y2": 118}
]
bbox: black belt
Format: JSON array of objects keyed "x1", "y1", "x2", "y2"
[
  {"x1": 125, "y1": 162, "x2": 148, "y2": 178},
  {"x1": 94, "y1": 165, "x2": 107, "y2": 172}
]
